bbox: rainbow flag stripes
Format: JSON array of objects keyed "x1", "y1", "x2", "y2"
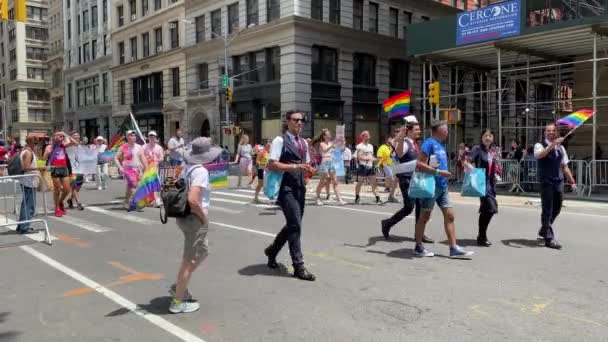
[
  {"x1": 205, "y1": 163, "x2": 229, "y2": 189},
  {"x1": 383, "y1": 91, "x2": 411, "y2": 119},
  {"x1": 557, "y1": 109, "x2": 595, "y2": 129},
  {"x1": 129, "y1": 167, "x2": 162, "y2": 210}
]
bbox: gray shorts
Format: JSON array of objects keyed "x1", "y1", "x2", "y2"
[{"x1": 176, "y1": 215, "x2": 209, "y2": 263}]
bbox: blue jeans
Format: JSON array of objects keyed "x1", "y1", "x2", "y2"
[{"x1": 17, "y1": 185, "x2": 36, "y2": 232}]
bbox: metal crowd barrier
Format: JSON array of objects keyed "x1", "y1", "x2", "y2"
[
  {"x1": 588, "y1": 160, "x2": 608, "y2": 196},
  {"x1": 568, "y1": 160, "x2": 589, "y2": 196},
  {"x1": 519, "y1": 159, "x2": 539, "y2": 191},
  {"x1": 0, "y1": 174, "x2": 52, "y2": 245},
  {"x1": 497, "y1": 159, "x2": 523, "y2": 192}
]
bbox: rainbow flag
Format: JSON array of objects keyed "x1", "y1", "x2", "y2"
[
  {"x1": 70, "y1": 174, "x2": 79, "y2": 187},
  {"x1": 98, "y1": 150, "x2": 117, "y2": 162},
  {"x1": 205, "y1": 163, "x2": 229, "y2": 189},
  {"x1": 383, "y1": 91, "x2": 411, "y2": 119},
  {"x1": 129, "y1": 167, "x2": 162, "y2": 210},
  {"x1": 557, "y1": 109, "x2": 595, "y2": 128}
]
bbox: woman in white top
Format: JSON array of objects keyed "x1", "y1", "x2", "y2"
[
  {"x1": 312, "y1": 129, "x2": 345, "y2": 206},
  {"x1": 16, "y1": 136, "x2": 42, "y2": 234},
  {"x1": 234, "y1": 134, "x2": 253, "y2": 188},
  {"x1": 95, "y1": 136, "x2": 109, "y2": 190}
]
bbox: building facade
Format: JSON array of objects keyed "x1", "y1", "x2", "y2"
[
  {"x1": 110, "y1": 0, "x2": 187, "y2": 144},
  {"x1": 48, "y1": 0, "x2": 64, "y2": 131},
  {"x1": 0, "y1": 0, "x2": 51, "y2": 141},
  {"x1": 63, "y1": 0, "x2": 113, "y2": 141},
  {"x1": 184, "y1": 0, "x2": 459, "y2": 150}
]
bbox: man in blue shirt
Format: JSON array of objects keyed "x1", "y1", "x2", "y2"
[{"x1": 414, "y1": 120, "x2": 474, "y2": 259}]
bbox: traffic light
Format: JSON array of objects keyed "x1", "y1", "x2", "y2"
[
  {"x1": 226, "y1": 87, "x2": 233, "y2": 103},
  {"x1": 1, "y1": 0, "x2": 8, "y2": 21},
  {"x1": 15, "y1": 0, "x2": 26, "y2": 22},
  {"x1": 428, "y1": 81, "x2": 440, "y2": 106}
]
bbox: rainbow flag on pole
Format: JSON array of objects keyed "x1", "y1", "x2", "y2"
[
  {"x1": 556, "y1": 109, "x2": 595, "y2": 129},
  {"x1": 383, "y1": 91, "x2": 411, "y2": 119},
  {"x1": 205, "y1": 163, "x2": 229, "y2": 189},
  {"x1": 129, "y1": 167, "x2": 162, "y2": 210}
]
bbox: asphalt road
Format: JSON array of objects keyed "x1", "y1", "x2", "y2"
[{"x1": 1, "y1": 178, "x2": 608, "y2": 342}]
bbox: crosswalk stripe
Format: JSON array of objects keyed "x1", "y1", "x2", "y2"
[
  {"x1": 51, "y1": 215, "x2": 113, "y2": 233},
  {"x1": 212, "y1": 197, "x2": 278, "y2": 209},
  {"x1": 86, "y1": 206, "x2": 157, "y2": 225}
]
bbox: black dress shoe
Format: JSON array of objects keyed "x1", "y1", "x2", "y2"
[
  {"x1": 375, "y1": 196, "x2": 381, "y2": 204},
  {"x1": 477, "y1": 237, "x2": 492, "y2": 247},
  {"x1": 422, "y1": 235, "x2": 434, "y2": 244},
  {"x1": 264, "y1": 246, "x2": 279, "y2": 269},
  {"x1": 545, "y1": 240, "x2": 562, "y2": 250},
  {"x1": 294, "y1": 267, "x2": 316, "y2": 281},
  {"x1": 354, "y1": 195, "x2": 360, "y2": 204},
  {"x1": 381, "y1": 220, "x2": 390, "y2": 240}
]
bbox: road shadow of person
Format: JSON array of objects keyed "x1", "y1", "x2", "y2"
[
  {"x1": 105, "y1": 296, "x2": 173, "y2": 317},
  {"x1": 437, "y1": 239, "x2": 479, "y2": 247},
  {"x1": 0, "y1": 312, "x2": 22, "y2": 341},
  {"x1": 366, "y1": 248, "x2": 416, "y2": 260},
  {"x1": 238, "y1": 264, "x2": 292, "y2": 278},
  {"x1": 344, "y1": 235, "x2": 415, "y2": 249},
  {"x1": 502, "y1": 239, "x2": 544, "y2": 248}
]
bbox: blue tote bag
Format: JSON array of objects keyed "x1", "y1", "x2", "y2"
[
  {"x1": 461, "y1": 168, "x2": 487, "y2": 197},
  {"x1": 264, "y1": 170, "x2": 284, "y2": 200},
  {"x1": 408, "y1": 172, "x2": 436, "y2": 199}
]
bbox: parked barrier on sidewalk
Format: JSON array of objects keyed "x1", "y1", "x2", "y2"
[
  {"x1": 519, "y1": 159, "x2": 539, "y2": 191},
  {"x1": 0, "y1": 174, "x2": 52, "y2": 245},
  {"x1": 568, "y1": 160, "x2": 589, "y2": 196},
  {"x1": 497, "y1": 159, "x2": 523, "y2": 192},
  {"x1": 588, "y1": 160, "x2": 608, "y2": 196}
]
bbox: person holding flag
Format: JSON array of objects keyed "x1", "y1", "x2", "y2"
[
  {"x1": 115, "y1": 130, "x2": 148, "y2": 211},
  {"x1": 143, "y1": 131, "x2": 164, "y2": 207}
]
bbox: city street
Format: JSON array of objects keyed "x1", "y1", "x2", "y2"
[{"x1": 1, "y1": 179, "x2": 608, "y2": 341}]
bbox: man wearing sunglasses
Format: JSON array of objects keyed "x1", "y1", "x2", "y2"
[{"x1": 264, "y1": 110, "x2": 317, "y2": 281}]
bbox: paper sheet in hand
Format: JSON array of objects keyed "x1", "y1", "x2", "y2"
[{"x1": 390, "y1": 160, "x2": 417, "y2": 175}]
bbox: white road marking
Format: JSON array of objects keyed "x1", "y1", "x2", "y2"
[
  {"x1": 19, "y1": 245, "x2": 206, "y2": 342},
  {"x1": 212, "y1": 197, "x2": 278, "y2": 209},
  {"x1": 51, "y1": 215, "x2": 113, "y2": 233},
  {"x1": 212, "y1": 206, "x2": 242, "y2": 214},
  {"x1": 323, "y1": 205, "x2": 395, "y2": 216},
  {"x1": 211, "y1": 221, "x2": 276, "y2": 237},
  {"x1": 86, "y1": 206, "x2": 157, "y2": 225}
]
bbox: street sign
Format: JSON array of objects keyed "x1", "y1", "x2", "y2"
[{"x1": 221, "y1": 75, "x2": 229, "y2": 89}]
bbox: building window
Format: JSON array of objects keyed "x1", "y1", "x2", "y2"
[
  {"x1": 198, "y1": 63, "x2": 208, "y2": 89},
  {"x1": 119, "y1": 80, "x2": 126, "y2": 105},
  {"x1": 76, "y1": 76, "x2": 100, "y2": 107},
  {"x1": 268, "y1": 47, "x2": 280, "y2": 81},
  {"x1": 103, "y1": 0, "x2": 108, "y2": 23},
  {"x1": 78, "y1": 47, "x2": 82, "y2": 64},
  {"x1": 118, "y1": 41, "x2": 125, "y2": 64},
  {"x1": 247, "y1": 0, "x2": 258, "y2": 26},
  {"x1": 195, "y1": 15, "x2": 205, "y2": 43},
  {"x1": 25, "y1": 26, "x2": 49, "y2": 40},
  {"x1": 389, "y1": 59, "x2": 409, "y2": 89},
  {"x1": 27, "y1": 67, "x2": 46, "y2": 80},
  {"x1": 117, "y1": 6, "x2": 124, "y2": 26},
  {"x1": 267, "y1": 0, "x2": 279, "y2": 21},
  {"x1": 311, "y1": 0, "x2": 322, "y2": 20},
  {"x1": 142, "y1": 32, "x2": 150, "y2": 57},
  {"x1": 67, "y1": 83, "x2": 73, "y2": 108},
  {"x1": 91, "y1": 6, "x2": 98, "y2": 29},
  {"x1": 92, "y1": 40, "x2": 97, "y2": 60},
  {"x1": 67, "y1": 19, "x2": 71, "y2": 39},
  {"x1": 172, "y1": 67, "x2": 180, "y2": 97},
  {"x1": 26, "y1": 47, "x2": 47, "y2": 61},
  {"x1": 353, "y1": 53, "x2": 376, "y2": 86},
  {"x1": 329, "y1": 0, "x2": 340, "y2": 24},
  {"x1": 142, "y1": 0, "x2": 149, "y2": 16},
  {"x1": 83, "y1": 43, "x2": 90, "y2": 63},
  {"x1": 9, "y1": 48, "x2": 16, "y2": 63},
  {"x1": 155, "y1": 27, "x2": 163, "y2": 53},
  {"x1": 154, "y1": 0, "x2": 161, "y2": 11},
  {"x1": 312, "y1": 46, "x2": 337, "y2": 82},
  {"x1": 102, "y1": 73, "x2": 109, "y2": 102},
  {"x1": 170, "y1": 21, "x2": 179, "y2": 48},
  {"x1": 26, "y1": 6, "x2": 48, "y2": 20},
  {"x1": 83, "y1": 10, "x2": 89, "y2": 32},
  {"x1": 77, "y1": 14, "x2": 81, "y2": 33},
  {"x1": 129, "y1": 0, "x2": 137, "y2": 20},
  {"x1": 389, "y1": 8, "x2": 398, "y2": 38},
  {"x1": 353, "y1": 0, "x2": 363, "y2": 30},
  {"x1": 228, "y1": 3, "x2": 239, "y2": 34},
  {"x1": 368, "y1": 2, "x2": 378, "y2": 33},
  {"x1": 211, "y1": 10, "x2": 221, "y2": 36},
  {"x1": 103, "y1": 35, "x2": 108, "y2": 55},
  {"x1": 130, "y1": 37, "x2": 138, "y2": 61}
]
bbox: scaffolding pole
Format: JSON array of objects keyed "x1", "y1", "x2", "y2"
[
  {"x1": 422, "y1": 61, "x2": 427, "y2": 138},
  {"x1": 526, "y1": 57, "x2": 530, "y2": 146},
  {"x1": 592, "y1": 33, "x2": 598, "y2": 162},
  {"x1": 498, "y1": 49, "x2": 503, "y2": 147}
]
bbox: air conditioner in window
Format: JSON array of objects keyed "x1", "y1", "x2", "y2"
[
  {"x1": 169, "y1": 22, "x2": 177, "y2": 29},
  {"x1": 131, "y1": 14, "x2": 137, "y2": 21}
]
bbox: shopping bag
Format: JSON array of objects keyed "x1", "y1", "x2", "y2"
[
  {"x1": 38, "y1": 170, "x2": 54, "y2": 192},
  {"x1": 264, "y1": 170, "x2": 284, "y2": 200},
  {"x1": 461, "y1": 168, "x2": 487, "y2": 197},
  {"x1": 408, "y1": 172, "x2": 435, "y2": 199}
]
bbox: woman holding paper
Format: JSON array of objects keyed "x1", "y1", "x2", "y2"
[
  {"x1": 463, "y1": 129, "x2": 500, "y2": 247},
  {"x1": 312, "y1": 129, "x2": 345, "y2": 206},
  {"x1": 95, "y1": 136, "x2": 109, "y2": 190}
]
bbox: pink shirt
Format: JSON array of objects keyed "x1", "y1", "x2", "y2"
[
  {"x1": 143, "y1": 143, "x2": 164, "y2": 165},
  {"x1": 120, "y1": 143, "x2": 144, "y2": 169}
]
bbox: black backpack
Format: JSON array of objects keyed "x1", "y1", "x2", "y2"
[
  {"x1": 160, "y1": 166, "x2": 201, "y2": 224},
  {"x1": 7, "y1": 152, "x2": 24, "y2": 176}
]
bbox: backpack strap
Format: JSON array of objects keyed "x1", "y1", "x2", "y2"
[{"x1": 183, "y1": 165, "x2": 203, "y2": 189}]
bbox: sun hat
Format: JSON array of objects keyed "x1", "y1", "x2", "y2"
[{"x1": 184, "y1": 137, "x2": 222, "y2": 165}]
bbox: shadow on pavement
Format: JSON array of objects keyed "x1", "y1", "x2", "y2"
[
  {"x1": 366, "y1": 248, "x2": 416, "y2": 260},
  {"x1": 0, "y1": 312, "x2": 21, "y2": 341},
  {"x1": 501, "y1": 239, "x2": 544, "y2": 248},
  {"x1": 438, "y1": 239, "x2": 479, "y2": 247},
  {"x1": 105, "y1": 296, "x2": 173, "y2": 317},
  {"x1": 238, "y1": 264, "x2": 292, "y2": 278},
  {"x1": 344, "y1": 235, "x2": 415, "y2": 249}
]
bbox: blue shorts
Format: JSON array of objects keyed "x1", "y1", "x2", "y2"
[
  {"x1": 419, "y1": 186, "x2": 452, "y2": 210},
  {"x1": 318, "y1": 160, "x2": 335, "y2": 174}
]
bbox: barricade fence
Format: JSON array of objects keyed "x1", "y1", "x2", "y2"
[
  {"x1": 0, "y1": 173, "x2": 52, "y2": 245},
  {"x1": 589, "y1": 160, "x2": 608, "y2": 196}
]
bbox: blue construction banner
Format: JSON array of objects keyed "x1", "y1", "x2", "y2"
[{"x1": 456, "y1": 0, "x2": 521, "y2": 46}]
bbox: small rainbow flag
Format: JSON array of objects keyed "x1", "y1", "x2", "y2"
[
  {"x1": 70, "y1": 174, "x2": 79, "y2": 187},
  {"x1": 205, "y1": 162, "x2": 229, "y2": 189},
  {"x1": 129, "y1": 167, "x2": 162, "y2": 210},
  {"x1": 557, "y1": 109, "x2": 595, "y2": 129},
  {"x1": 98, "y1": 150, "x2": 117, "y2": 162},
  {"x1": 383, "y1": 91, "x2": 411, "y2": 119}
]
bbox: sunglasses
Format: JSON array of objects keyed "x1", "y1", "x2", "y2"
[{"x1": 291, "y1": 118, "x2": 305, "y2": 123}]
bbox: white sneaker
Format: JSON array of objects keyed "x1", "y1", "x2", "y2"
[
  {"x1": 169, "y1": 299, "x2": 200, "y2": 314},
  {"x1": 97, "y1": 186, "x2": 103, "y2": 191},
  {"x1": 316, "y1": 198, "x2": 323, "y2": 206}
]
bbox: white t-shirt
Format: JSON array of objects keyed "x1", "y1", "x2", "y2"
[
  {"x1": 269, "y1": 132, "x2": 311, "y2": 163},
  {"x1": 168, "y1": 137, "x2": 186, "y2": 161},
  {"x1": 19, "y1": 150, "x2": 39, "y2": 188},
  {"x1": 96, "y1": 143, "x2": 107, "y2": 154},
  {"x1": 238, "y1": 144, "x2": 253, "y2": 160},
  {"x1": 183, "y1": 164, "x2": 210, "y2": 214},
  {"x1": 534, "y1": 140, "x2": 569, "y2": 166},
  {"x1": 356, "y1": 143, "x2": 374, "y2": 167},
  {"x1": 343, "y1": 147, "x2": 352, "y2": 162}
]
